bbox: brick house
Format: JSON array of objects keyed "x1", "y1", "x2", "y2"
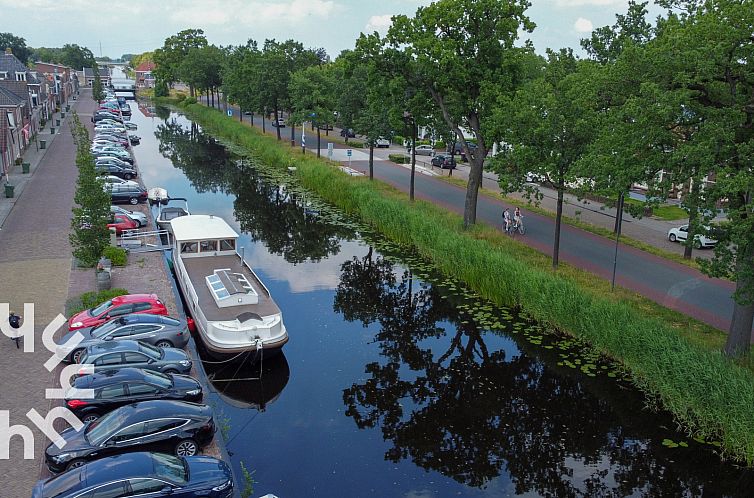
[
  {"x1": 0, "y1": 86, "x2": 27, "y2": 181},
  {"x1": 35, "y1": 62, "x2": 76, "y2": 105},
  {"x1": 82, "y1": 66, "x2": 111, "y2": 87},
  {"x1": 134, "y1": 61, "x2": 156, "y2": 88}
]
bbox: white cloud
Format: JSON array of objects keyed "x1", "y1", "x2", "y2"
[
  {"x1": 170, "y1": 0, "x2": 337, "y2": 26},
  {"x1": 364, "y1": 14, "x2": 393, "y2": 34},
  {"x1": 574, "y1": 17, "x2": 594, "y2": 33},
  {"x1": 555, "y1": 0, "x2": 625, "y2": 6}
]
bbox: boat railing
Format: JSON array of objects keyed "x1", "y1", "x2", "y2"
[
  {"x1": 120, "y1": 229, "x2": 172, "y2": 252},
  {"x1": 236, "y1": 247, "x2": 272, "y2": 297}
]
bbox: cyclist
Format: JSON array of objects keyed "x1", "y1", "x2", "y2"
[
  {"x1": 502, "y1": 208, "x2": 511, "y2": 234},
  {"x1": 8, "y1": 311, "x2": 21, "y2": 348}
]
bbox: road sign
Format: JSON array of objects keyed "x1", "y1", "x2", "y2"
[
  {"x1": 347, "y1": 149, "x2": 352, "y2": 157},
  {"x1": 327, "y1": 143, "x2": 334, "y2": 159},
  {"x1": 227, "y1": 109, "x2": 232, "y2": 117}
]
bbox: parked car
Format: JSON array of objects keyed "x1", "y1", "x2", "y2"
[
  {"x1": 94, "y1": 163, "x2": 137, "y2": 180},
  {"x1": 272, "y1": 118, "x2": 286, "y2": 127},
  {"x1": 108, "y1": 183, "x2": 148, "y2": 204},
  {"x1": 93, "y1": 135, "x2": 130, "y2": 146},
  {"x1": 411, "y1": 144, "x2": 435, "y2": 156},
  {"x1": 102, "y1": 175, "x2": 139, "y2": 187},
  {"x1": 107, "y1": 213, "x2": 138, "y2": 235},
  {"x1": 58, "y1": 314, "x2": 190, "y2": 363},
  {"x1": 96, "y1": 118, "x2": 126, "y2": 128},
  {"x1": 96, "y1": 156, "x2": 133, "y2": 169},
  {"x1": 111, "y1": 205, "x2": 148, "y2": 227},
  {"x1": 33, "y1": 452, "x2": 233, "y2": 498},
  {"x1": 431, "y1": 153, "x2": 456, "y2": 169},
  {"x1": 120, "y1": 105, "x2": 132, "y2": 116},
  {"x1": 375, "y1": 137, "x2": 390, "y2": 148},
  {"x1": 340, "y1": 128, "x2": 356, "y2": 138},
  {"x1": 450, "y1": 141, "x2": 477, "y2": 154},
  {"x1": 92, "y1": 113, "x2": 122, "y2": 123},
  {"x1": 124, "y1": 121, "x2": 137, "y2": 130},
  {"x1": 97, "y1": 151, "x2": 134, "y2": 164},
  {"x1": 92, "y1": 140, "x2": 129, "y2": 151},
  {"x1": 95, "y1": 124, "x2": 127, "y2": 133},
  {"x1": 77, "y1": 340, "x2": 193, "y2": 377},
  {"x1": 667, "y1": 224, "x2": 718, "y2": 249},
  {"x1": 65, "y1": 368, "x2": 202, "y2": 422},
  {"x1": 68, "y1": 293, "x2": 167, "y2": 331},
  {"x1": 129, "y1": 134, "x2": 141, "y2": 145},
  {"x1": 44, "y1": 400, "x2": 214, "y2": 472}
]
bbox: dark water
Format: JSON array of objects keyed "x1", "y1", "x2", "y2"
[{"x1": 128, "y1": 102, "x2": 752, "y2": 497}]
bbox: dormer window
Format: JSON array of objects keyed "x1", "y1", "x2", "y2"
[
  {"x1": 0, "y1": 71, "x2": 7, "y2": 80},
  {"x1": 15, "y1": 72, "x2": 26, "y2": 82}
]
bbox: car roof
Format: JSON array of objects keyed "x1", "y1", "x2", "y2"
[
  {"x1": 88, "y1": 339, "x2": 144, "y2": 354},
  {"x1": 112, "y1": 293, "x2": 159, "y2": 305},
  {"x1": 116, "y1": 399, "x2": 208, "y2": 419},
  {"x1": 73, "y1": 367, "x2": 151, "y2": 388}
]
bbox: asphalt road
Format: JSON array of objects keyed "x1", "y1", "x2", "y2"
[{"x1": 202, "y1": 99, "x2": 745, "y2": 336}]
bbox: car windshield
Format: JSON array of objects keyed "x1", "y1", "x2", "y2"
[
  {"x1": 139, "y1": 342, "x2": 163, "y2": 360},
  {"x1": 152, "y1": 453, "x2": 188, "y2": 485},
  {"x1": 89, "y1": 300, "x2": 113, "y2": 317},
  {"x1": 91, "y1": 318, "x2": 126, "y2": 338},
  {"x1": 142, "y1": 370, "x2": 173, "y2": 389},
  {"x1": 85, "y1": 408, "x2": 129, "y2": 445}
]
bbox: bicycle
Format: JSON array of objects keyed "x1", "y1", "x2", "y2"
[{"x1": 512, "y1": 216, "x2": 525, "y2": 235}]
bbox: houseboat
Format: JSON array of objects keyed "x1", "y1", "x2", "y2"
[{"x1": 171, "y1": 214, "x2": 288, "y2": 361}]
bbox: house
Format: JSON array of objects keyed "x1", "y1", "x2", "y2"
[
  {"x1": 134, "y1": 61, "x2": 156, "y2": 88},
  {"x1": 35, "y1": 62, "x2": 76, "y2": 105},
  {"x1": 82, "y1": 66, "x2": 111, "y2": 87},
  {"x1": 0, "y1": 86, "x2": 28, "y2": 180}
]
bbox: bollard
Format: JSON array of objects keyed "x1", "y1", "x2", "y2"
[
  {"x1": 40, "y1": 140, "x2": 46, "y2": 149},
  {"x1": 50, "y1": 127, "x2": 56, "y2": 134},
  {"x1": 55, "y1": 119, "x2": 60, "y2": 126},
  {"x1": 4, "y1": 184, "x2": 14, "y2": 198},
  {"x1": 22, "y1": 162, "x2": 30, "y2": 174}
]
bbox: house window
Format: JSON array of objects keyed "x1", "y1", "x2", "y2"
[
  {"x1": 6, "y1": 112, "x2": 15, "y2": 129},
  {"x1": 15, "y1": 72, "x2": 26, "y2": 82},
  {"x1": 0, "y1": 72, "x2": 6, "y2": 79}
]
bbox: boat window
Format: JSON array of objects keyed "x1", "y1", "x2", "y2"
[
  {"x1": 180, "y1": 242, "x2": 197, "y2": 254},
  {"x1": 200, "y1": 240, "x2": 218, "y2": 252},
  {"x1": 220, "y1": 239, "x2": 235, "y2": 251}
]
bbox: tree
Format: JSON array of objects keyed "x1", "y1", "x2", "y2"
[
  {"x1": 0, "y1": 32, "x2": 31, "y2": 63},
  {"x1": 289, "y1": 64, "x2": 337, "y2": 158},
  {"x1": 29, "y1": 44, "x2": 95, "y2": 69},
  {"x1": 69, "y1": 113, "x2": 111, "y2": 267},
  {"x1": 581, "y1": 1, "x2": 654, "y2": 64},
  {"x1": 645, "y1": 0, "x2": 754, "y2": 356},
  {"x1": 223, "y1": 42, "x2": 261, "y2": 120},
  {"x1": 153, "y1": 29, "x2": 208, "y2": 92},
  {"x1": 493, "y1": 49, "x2": 594, "y2": 269},
  {"x1": 178, "y1": 45, "x2": 225, "y2": 105},
  {"x1": 92, "y1": 65, "x2": 105, "y2": 103},
  {"x1": 384, "y1": 0, "x2": 535, "y2": 228}
]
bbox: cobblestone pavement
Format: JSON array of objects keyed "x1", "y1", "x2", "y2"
[{"x1": 0, "y1": 90, "x2": 91, "y2": 496}]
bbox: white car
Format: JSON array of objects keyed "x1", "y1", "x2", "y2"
[
  {"x1": 95, "y1": 124, "x2": 126, "y2": 132},
  {"x1": 375, "y1": 137, "x2": 390, "y2": 148},
  {"x1": 411, "y1": 144, "x2": 435, "y2": 156},
  {"x1": 110, "y1": 206, "x2": 147, "y2": 227},
  {"x1": 102, "y1": 176, "x2": 139, "y2": 187},
  {"x1": 667, "y1": 225, "x2": 717, "y2": 249}
]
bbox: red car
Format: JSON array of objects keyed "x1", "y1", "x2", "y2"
[
  {"x1": 68, "y1": 294, "x2": 168, "y2": 330},
  {"x1": 107, "y1": 213, "x2": 138, "y2": 234}
]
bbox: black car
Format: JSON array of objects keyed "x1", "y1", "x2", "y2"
[
  {"x1": 66, "y1": 368, "x2": 202, "y2": 423},
  {"x1": 96, "y1": 163, "x2": 137, "y2": 180},
  {"x1": 34, "y1": 452, "x2": 233, "y2": 498},
  {"x1": 340, "y1": 128, "x2": 356, "y2": 138},
  {"x1": 129, "y1": 134, "x2": 141, "y2": 145},
  {"x1": 120, "y1": 105, "x2": 132, "y2": 116},
  {"x1": 78, "y1": 340, "x2": 193, "y2": 377},
  {"x1": 108, "y1": 183, "x2": 148, "y2": 205},
  {"x1": 449, "y1": 141, "x2": 477, "y2": 154},
  {"x1": 431, "y1": 153, "x2": 456, "y2": 169},
  {"x1": 97, "y1": 150, "x2": 134, "y2": 164},
  {"x1": 45, "y1": 400, "x2": 215, "y2": 472}
]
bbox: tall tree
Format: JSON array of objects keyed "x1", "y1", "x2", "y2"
[
  {"x1": 289, "y1": 64, "x2": 337, "y2": 157},
  {"x1": 153, "y1": 29, "x2": 208, "y2": 92},
  {"x1": 92, "y1": 65, "x2": 105, "y2": 103},
  {"x1": 493, "y1": 49, "x2": 594, "y2": 269},
  {"x1": 0, "y1": 32, "x2": 31, "y2": 63},
  {"x1": 384, "y1": 0, "x2": 535, "y2": 228}
]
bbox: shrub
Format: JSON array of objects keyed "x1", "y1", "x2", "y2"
[
  {"x1": 389, "y1": 154, "x2": 410, "y2": 164},
  {"x1": 102, "y1": 246, "x2": 128, "y2": 266},
  {"x1": 183, "y1": 97, "x2": 197, "y2": 105},
  {"x1": 175, "y1": 93, "x2": 186, "y2": 102},
  {"x1": 416, "y1": 139, "x2": 432, "y2": 146},
  {"x1": 350, "y1": 141, "x2": 365, "y2": 148},
  {"x1": 434, "y1": 141, "x2": 446, "y2": 150},
  {"x1": 67, "y1": 288, "x2": 128, "y2": 316},
  {"x1": 14, "y1": 157, "x2": 22, "y2": 165},
  {"x1": 393, "y1": 135, "x2": 405, "y2": 145}
]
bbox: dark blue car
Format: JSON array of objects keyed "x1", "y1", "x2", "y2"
[{"x1": 33, "y1": 452, "x2": 233, "y2": 498}]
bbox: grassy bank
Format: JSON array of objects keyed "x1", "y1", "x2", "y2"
[{"x1": 155, "y1": 97, "x2": 754, "y2": 464}]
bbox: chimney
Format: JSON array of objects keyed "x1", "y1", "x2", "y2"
[{"x1": 4, "y1": 48, "x2": 12, "y2": 55}]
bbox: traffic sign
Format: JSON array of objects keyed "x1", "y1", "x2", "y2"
[
  {"x1": 327, "y1": 143, "x2": 334, "y2": 159},
  {"x1": 347, "y1": 149, "x2": 352, "y2": 157},
  {"x1": 227, "y1": 109, "x2": 232, "y2": 117}
]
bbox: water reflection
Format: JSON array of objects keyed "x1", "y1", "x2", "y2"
[
  {"x1": 155, "y1": 118, "x2": 352, "y2": 263},
  {"x1": 205, "y1": 353, "x2": 290, "y2": 411},
  {"x1": 336, "y1": 248, "x2": 752, "y2": 496}
]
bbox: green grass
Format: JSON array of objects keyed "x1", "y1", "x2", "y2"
[
  {"x1": 623, "y1": 197, "x2": 688, "y2": 221},
  {"x1": 156, "y1": 96, "x2": 754, "y2": 464}
]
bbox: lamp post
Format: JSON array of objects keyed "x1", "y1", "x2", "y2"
[{"x1": 403, "y1": 111, "x2": 417, "y2": 201}]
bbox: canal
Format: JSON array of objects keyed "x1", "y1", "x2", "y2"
[{"x1": 128, "y1": 102, "x2": 751, "y2": 497}]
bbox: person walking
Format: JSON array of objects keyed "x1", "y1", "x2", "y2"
[{"x1": 8, "y1": 311, "x2": 21, "y2": 348}]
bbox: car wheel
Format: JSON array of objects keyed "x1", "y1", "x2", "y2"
[
  {"x1": 163, "y1": 368, "x2": 178, "y2": 375},
  {"x1": 175, "y1": 438, "x2": 198, "y2": 457},
  {"x1": 66, "y1": 459, "x2": 86, "y2": 471},
  {"x1": 81, "y1": 413, "x2": 99, "y2": 424},
  {"x1": 694, "y1": 239, "x2": 702, "y2": 250},
  {"x1": 72, "y1": 349, "x2": 85, "y2": 364},
  {"x1": 123, "y1": 173, "x2": 132, "y2": 180},
  {"x1": 129, "y1": 197, "x2": 138, "y2": 205},
  {"x1": 668, "y1": 233, "x2": 677, "y2": 242},
  {"x1": 155, "y1": 340, "x2": 173, "y2": 349}
]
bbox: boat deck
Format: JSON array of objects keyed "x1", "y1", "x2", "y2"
[{"x1": 182, "y1": 254, "x2": 281, "y2": 321}]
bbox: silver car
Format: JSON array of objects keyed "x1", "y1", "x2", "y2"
[
  {"x1": 110, "y1": 206, "x2": 148, "y2": 227},
  {"x1": 411, "y1": 145, "x2": 435, "y2": 156},
  {"x1": 56, "y1": 314, "x2": 189, "y2": 363}
]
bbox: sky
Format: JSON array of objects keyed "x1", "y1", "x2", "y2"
[{"x1": 1, "y1": 0, "x2": 662, "y2": 60}]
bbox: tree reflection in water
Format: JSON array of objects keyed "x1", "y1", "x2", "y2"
[
  {"x1": 154, "y1": 117, "x2": 351, "y2": 263},
  {"x1": 336, "y1": 247, "x2": 752, "y2": 496}
]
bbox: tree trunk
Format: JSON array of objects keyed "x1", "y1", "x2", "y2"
[
  {"x1": 410, "y1": 123, "x2": 417, "y2": 201},
  {"x1": 210, "y1": 90, "x2": 214, "y2": 108},
  {"x1": 274, "y1": 106, "x2": 281, "y2": 141},
  {"x1": 369, "y1": 144, "x2": 374, "y2": 180},
  {"x1": 724, "y1": 241, "x2": 754, "y2": 356},
  {"x1": 317, "y1": 127, "x2": 321, "y2": 158},
  {"x1": 683, "y1": 178, "x2": 702, "y2": 259},
  {"x1": 464, "y1": 153, "x2": 483, "y2": 228},
  {"x1": 290, "y1": 122, "x2": 295, "y2": 147},
  {"x1": 239, "y1": 108, "x2": 242, "y2": 122},
  {"x1": 262, "y1": 114, "x2": 266, "y2": 134},
  {"x1": 553, "y1": 187, "x2": 564, "y2": 269},
  {"x1": 189, "y1": 85, "x2": 194, "y2": 98}
]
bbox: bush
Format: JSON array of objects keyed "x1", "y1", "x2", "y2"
[
  {"x1": 175, "y1": 93, "x2": 186, "y2": 102},
  {"x1": 68, "y1": 288, "x2": 128, "y2": 316},
  {"x1": 434, "y1": 141, "x2": 446, "y2": 150},
  {"x1": 350, "y1": 141, "x2": 365, "y2": 148},
  {"x1": 14, "y1": 157, "x2": 22, "y2": 165},
  {"x1": 183, "y1": 97, "x2": 197, "y2": 105},
  {"x1": 393, "y1": 135, "x2": 405, "y2": 145},
  {"x1": 416, "y1": 139, "x2": 432, "y2": 146},
  {"x1": 102, "y1": 246, "x2": 127, "y2": 266},
  {"x1": 389, "y1": 154, "x2": 410, "y2": 164}
]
